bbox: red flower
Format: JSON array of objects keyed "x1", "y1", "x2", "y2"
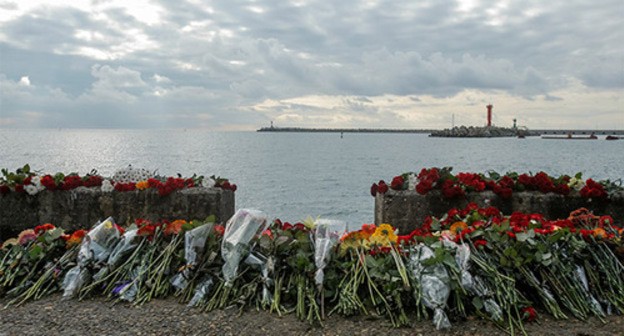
[
  {"x1": 293, "y1": 223, "x2": 307, "y2": 231},
  {"x1": 148, "y1": 178, "x2": 163, "y2": 188},
  {"x1": 361, "y1": 223, "x2": 376, "y2": 235},
  {"x1": 473, "y1": 239, "x2": 487, "y2": 248},
  {"x1": 83, "y1": 175, "x2": 103, "y2": 187},
  {"x1": 137, "y1": 224, "x2": 156, "y2": 237},
  {"x1": 23, "y1": 176, "x2": 33, "y2": 185},
  {"x1": 34, "y1": 223, "x2": 56, "y2": 235},
  {"x1": 522, "y1": 307, "x2": 537, "y2": 322},
  {"x1": 397, "y1": 234, "x2": 412, "y2": 245},
  {"x1": 61, "y1": 175, "x2": 83, "y2": 190},
  {"x1": 14, "y1": 184, "x2": 24, "y2": 193},
  {"x1": 390, "y1": 175, "x2": 404, "y2": 190},
  {"x1": 506, "y1": 231, "x2": 516, "y2": 239},
  {"x1": 370, "y1": 183, "x2": 378, "y2": 196},
  {"x1": 377, "y1": 180, "x2": 388, "y2": 194},
  {"x1": 0, "y1": 185, "x2": 10, "y2": 194},
  {"x1": 498, "y1": 175, "x2": 515, "y2": 189},
  {"x1": 261, "y1": 229, "x2": 273, "y2": 239},
  {"x1": 580, "y1": 179, "x2": 607, "y2": 198},
  {"x1": 114, "y1": 223, "x2": 125, "y2": 235},
  {"x1": 40, "y1": 175, "x2": 57, "y2": 190},
  {"x1": 214, "y1": 224, "x2": 225, "y2": 236},
  {"x1": 599, "y1": 216, "x2": 614, "y2": 228},
  {"x1": 554, "y1": 183, "x2": 570, "y2": 196}
]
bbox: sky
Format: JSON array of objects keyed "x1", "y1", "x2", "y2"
[{"x1": 0, "y1": 0, "x2": 622, "y2": 130}]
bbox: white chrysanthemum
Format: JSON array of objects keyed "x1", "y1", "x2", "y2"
[
  {"x1": 407, "y1": 173, "x2": 417, "y2": 190},
  {"x1": 101, "y1": 179, "x2": 114, "y2": 192},
  {"x1": 205, "y1": 177, "x2": 216, "y2": 188},
  {"x1": 25, "y1": 184, "x2": 39, "y2": 195},
  {"x1": 112, "y1": 165, "x2": 154, "y2": 183},
  {"x1": 568, "y1": 177, "x2": 585, "y2": 191}
]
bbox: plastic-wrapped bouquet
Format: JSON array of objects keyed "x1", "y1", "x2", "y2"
[
  {"x1": 408, "y1": 243, "x2": 452, "y2": 330},
  {"x1": 62, "y1": 217, "x2": 121, "y2": 299},
  {"x1": 313, "y1": 219, "x2": 346, "y2": 318}
]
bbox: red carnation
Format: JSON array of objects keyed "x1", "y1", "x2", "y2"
[
  {"x1": 370, "y1": 183, "x2": 378, "y2": 196},
  {"x1": 377, "y1": 180, "x2": 388, "y2": 194},
  {"x1": 522, "y1": 307, "x2": 537, "y2": 322},
  {"x1": 214, "y1": 224, "x2": 225, "y2": 236},
  {"x1": 0, "y1": 185, "x2": 9, "y2": 194},
  {"x1": 34, "y1": 223, "x2": 56, "y2": 235},
  {"x1": 40, "y1": 175, "x2": 57, "y2": 190},
  {"x1": 390, "y1": 175, "x2": 404, "y2": 190},
  {"x1": 473, "y1": 239, "x2": 487, "y2": 248},
  {"x1": 83, "y1": 175, "x2": 103, "y2": 187}
]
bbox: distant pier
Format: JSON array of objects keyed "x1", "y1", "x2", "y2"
[
  {"x1": 257, "y1": 126, "x2": 435, "y2": 134},
  {"x1": 535, "y1": 129, "x2": 624, "y2": 135}
]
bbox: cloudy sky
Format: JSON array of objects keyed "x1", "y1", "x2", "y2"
[{"x1": 0, "y1": 0, "x2": 622, "y2": 130}]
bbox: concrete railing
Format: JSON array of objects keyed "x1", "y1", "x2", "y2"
[
  {"x1": 0, "y1": 187, "x2": 235, "y2": 240},
  {"x1": 375, "y1": 190, "x2": 624, "y2": 234}
]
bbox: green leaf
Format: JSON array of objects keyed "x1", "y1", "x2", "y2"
[
  {"x1": 205, "y1": 215, "x2": 216, "y2": 223},
  {"x1": 29, "y1": 244, "x2": 43, "y2": 260},
  {"x1": 472, "y1": 296, "x2": 484, "y2": 310}
]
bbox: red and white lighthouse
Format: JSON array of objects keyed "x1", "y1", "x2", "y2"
[{"x1": 486, "y1": 104, "x2": 493, "y2": 127}]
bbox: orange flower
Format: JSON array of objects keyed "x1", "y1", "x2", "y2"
[
  {"x1": 360, "y1": 224, "x2": 376, "y2": 239},
  {"x1": 450, "y1": 221, "x2": 468, "y2": 234},
  {"x1": 66, "y1": 229, "x2": 87, "y2": 248},
  {"x1": 135, "y1": 180, "x2": 149, "y2": 190},
  {"x1": 164, "y1": 219, "x2": 187, "y2": 236},
  {"x1": 593, "y1": 227, "x2": 607, "y2": 239}
]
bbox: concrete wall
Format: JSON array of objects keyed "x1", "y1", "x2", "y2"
[
  {"x1": 375, "y1": 190, "x2": 624, "y2": 234},
  {"x1": 0, "y1": 187, "x2": 235, "y2": 240}
]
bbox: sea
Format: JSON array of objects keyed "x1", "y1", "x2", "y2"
[{"x1": 1, "y1": 129, "x2": 623, "y2": 226}]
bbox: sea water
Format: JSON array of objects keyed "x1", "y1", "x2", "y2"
[{"x1": 1, "y1": 129, "x2": 622, "y2": 225}]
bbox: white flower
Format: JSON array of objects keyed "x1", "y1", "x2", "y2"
[
  {"x1": 25, "y1": 184, "x2": 39, "y2": 195},
  {"x1": 205, "y1": 177, "x2": 216, "y2": 188},
  {"x1": 568, "y1": 177, "x2": 585, "y2": 191},
  {"x1": 101, "y1": 179, "x2": 114, "y2": 192},
  {"x1": 407, "y1": 173, "x2": 417, "y2": 190}
]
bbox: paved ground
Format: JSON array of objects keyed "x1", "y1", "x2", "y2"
[{"x1": 1, "y1": 294, "x2": 623, "y2": 335}]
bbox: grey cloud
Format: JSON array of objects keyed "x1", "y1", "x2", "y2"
[{"x1": 0, "y1": 0, "x2": 622, "y2": 129}]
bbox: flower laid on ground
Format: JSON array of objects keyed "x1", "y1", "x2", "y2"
[
  {"x1": 372, "y1": 167, "x2": 622, "y2": 200},
  {"x1": 1, "y1": 206, "x2": 622, "y2": 336},
  {"x1": 0, "y1": 164, "x2": 235, "y2": 196}
]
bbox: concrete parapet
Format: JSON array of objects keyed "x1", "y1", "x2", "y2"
[
  {"x1": 0, "y1": 187, "x2": 235, "y2": 239},
  {"x1": 375, "y1": 190, "x2": 624, "y2": 234}
]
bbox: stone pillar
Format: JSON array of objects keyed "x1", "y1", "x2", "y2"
[
  {"x1": 0, "y1": 187, "x2": 234, "y2": 240},
  {"x1": 375, "y1": 190, "x2": 624, "y2": 234}
]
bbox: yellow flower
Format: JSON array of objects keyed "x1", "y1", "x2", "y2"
[
  {"x1": 136, "y1": 180, "x2": 149, "y2": 190},
  {"x1": 370, "y1": 223, "x2": 397, "y2": 246}
]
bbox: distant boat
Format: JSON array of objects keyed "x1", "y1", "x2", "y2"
[
  {"x1": 542, "y1": 132, "x2": 598, "y2": 140},
  {"x1": 606, "y1": 135, "x2": 620, "y2": 140}
]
